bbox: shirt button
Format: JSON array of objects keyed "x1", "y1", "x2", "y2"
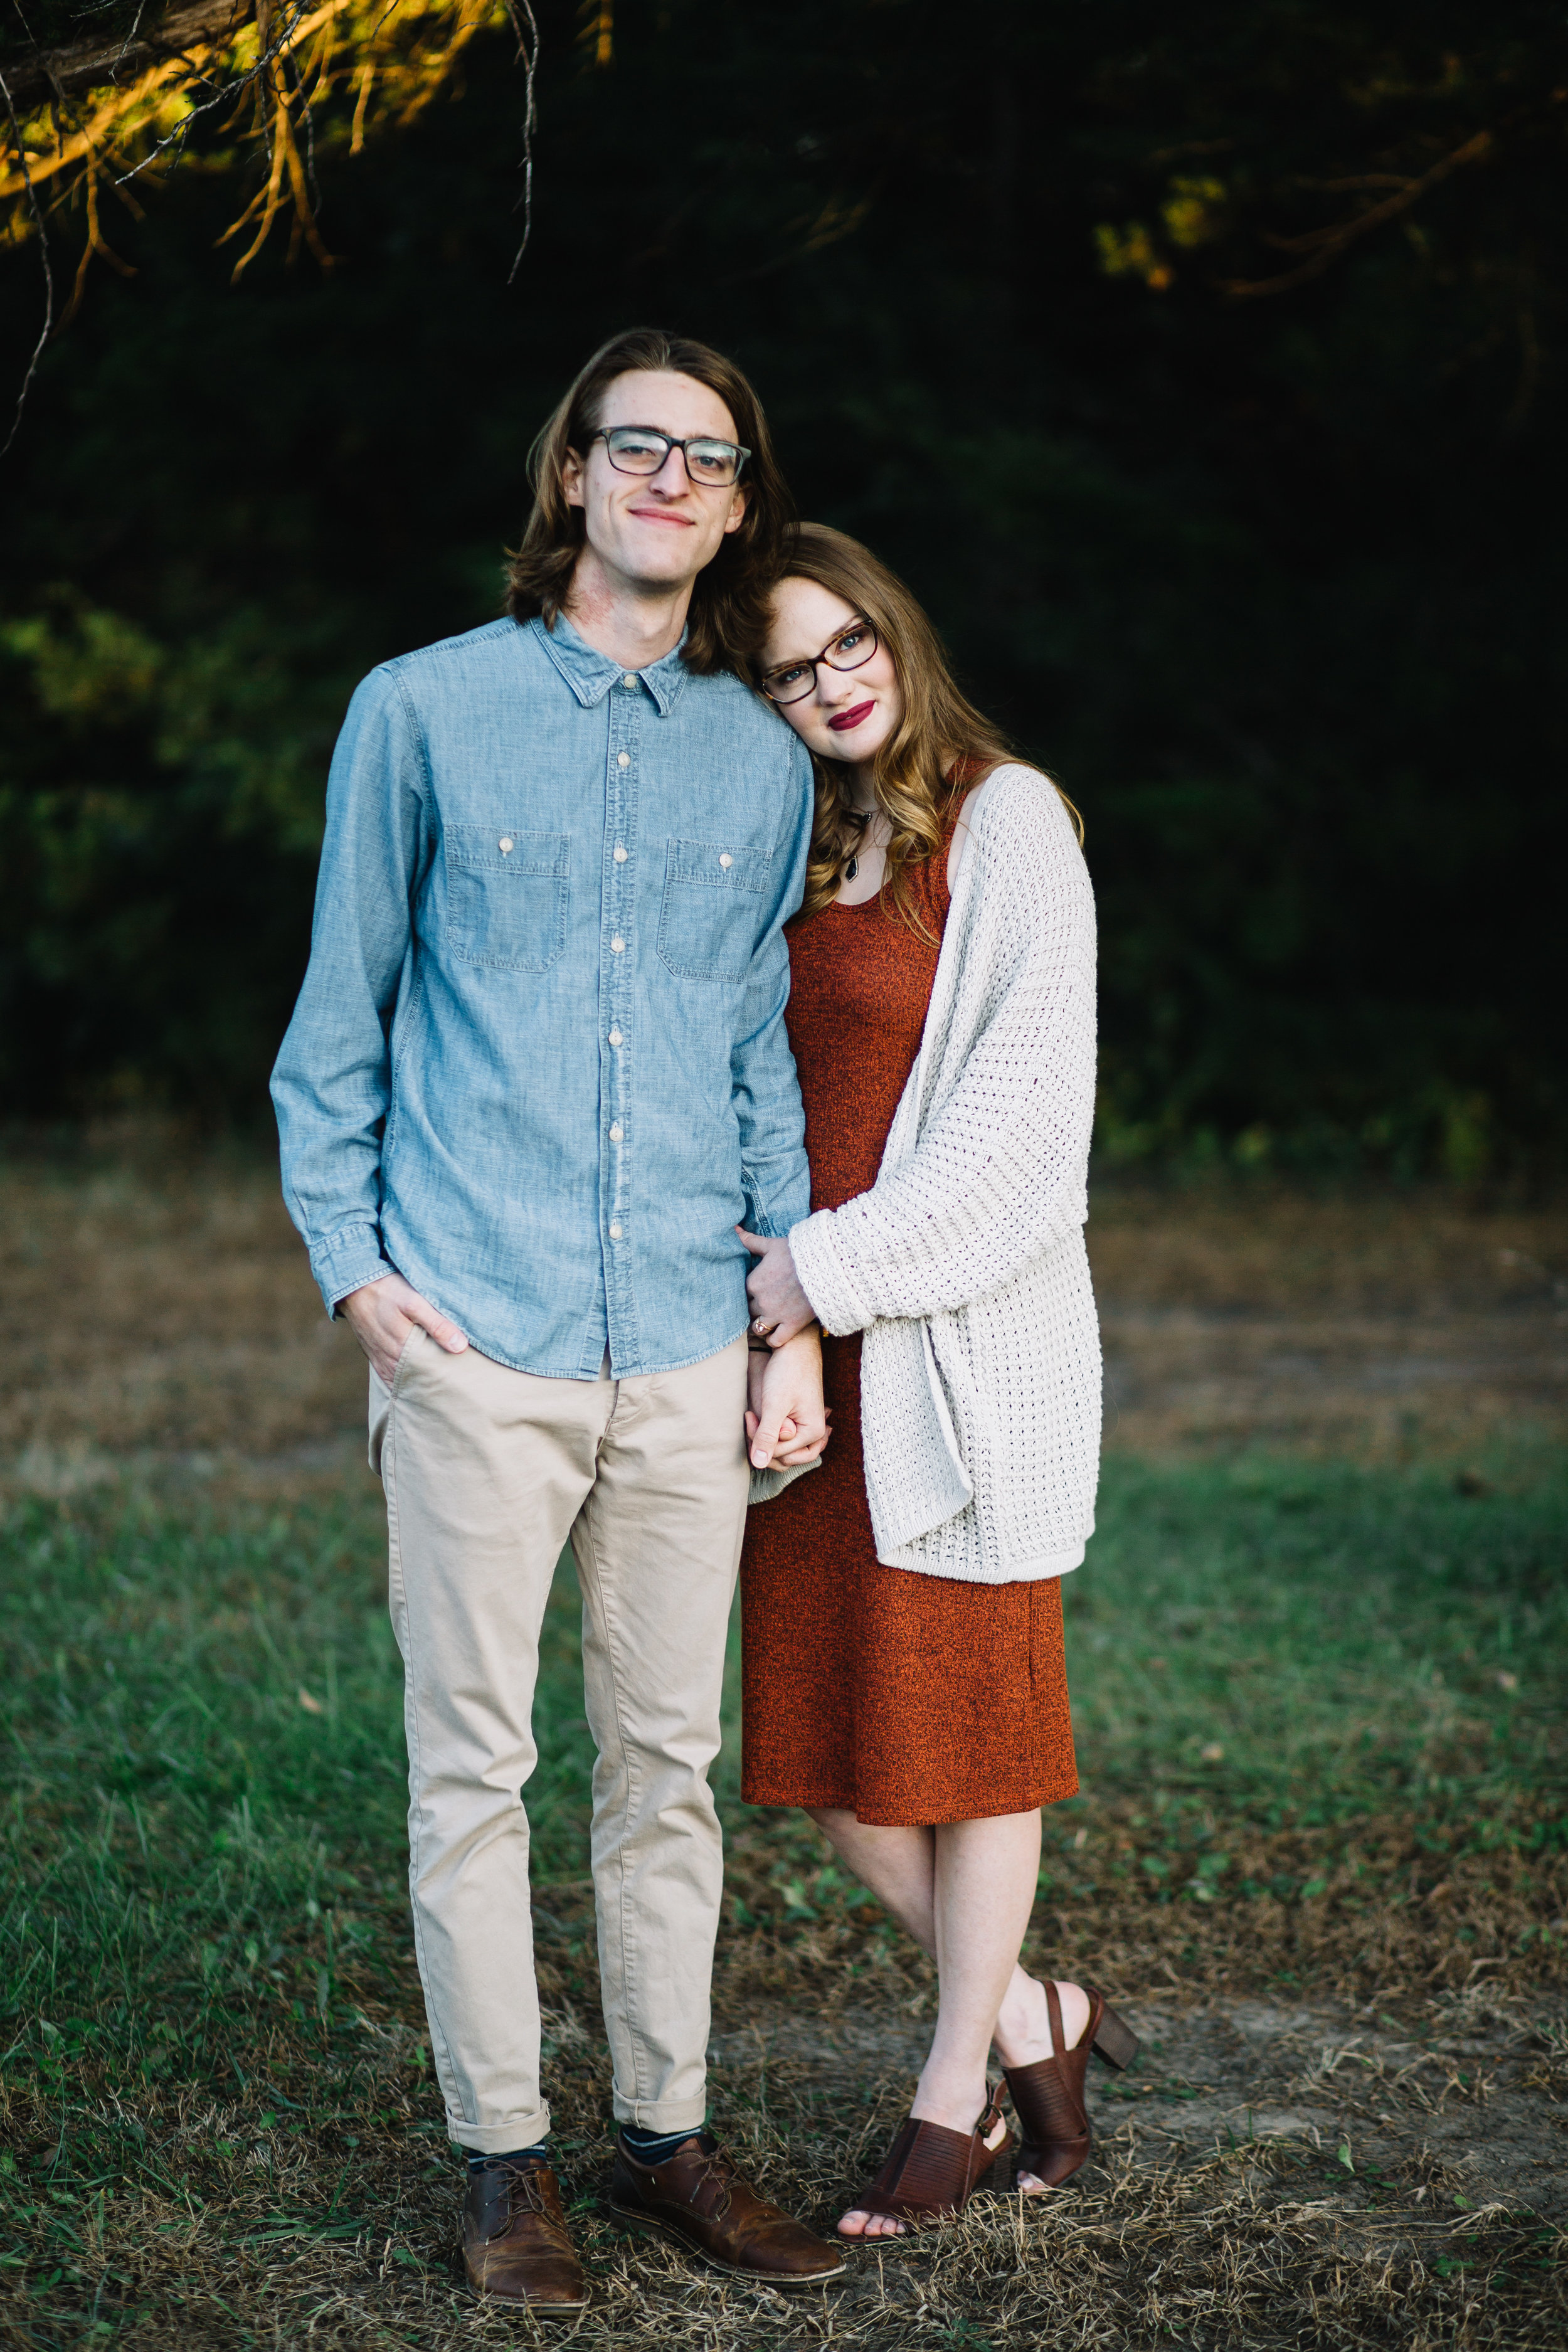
[
  {"x1": 608, "y1": 1222, "x2": 623, "y2": 1239},
  {"x1": 611, "y1": 936, "x2": 625, "y2": 953},
  {"x1": 499, "y1": 837, "x2": 514, "y2": 854},
  {"x1": 617, "y1": 752, "x2": 630, "y2": 769},
  {"x1": 613, "y1": 844, "x2": 628, "y2": 862},
  {"x1": 719, "y1": 853, "x2": 733, "y2": 869},
  {"x1": 608, "y1": 1029, "x2": 623, "y2": 1047},
  {"x1": 622, "y1": 673, "x2": 638, "y2": 689},
  {"x1": 608, "y1": 1123, "x2": 623, "y2": 1142}
]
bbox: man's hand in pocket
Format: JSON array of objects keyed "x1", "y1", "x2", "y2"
[{"x1": 339, "y1": 1272, "x2": 469, "y2": 1389}]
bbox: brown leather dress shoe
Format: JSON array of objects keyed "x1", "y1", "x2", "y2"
[
  {"x1": 462, "y1": 2157, "x2": 588, "y2": 2313},
  {"x1": 607, "y1": 2131, "x2": 845, "y2": 2285}
]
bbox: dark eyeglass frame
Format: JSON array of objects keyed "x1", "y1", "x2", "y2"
[
  {"x1": 593, "y1": 425, "x2": 751, "y2": 487},
  {"x1": 757, "y1": 619, "x2": 880, "y2": 706}
]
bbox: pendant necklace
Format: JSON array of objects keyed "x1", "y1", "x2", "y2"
[{"x1": 847, "y1": 803, "x2": 876, "y2": 884}]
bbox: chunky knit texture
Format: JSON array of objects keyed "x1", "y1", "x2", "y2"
[{"x1": 786, "y1": 765, "x2": 1100, "y2": 1583}]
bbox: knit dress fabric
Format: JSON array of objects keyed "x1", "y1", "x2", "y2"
[{"x1": 740, "y1": 801, "x2": 1079, "y2": 1826}]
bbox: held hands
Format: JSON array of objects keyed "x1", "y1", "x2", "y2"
[
  {"x1": 746, "y1": 1325, "x2": 830, "y2": 1473},
  {"x1": 737, "y1": 1227, "x2": 818, "y2": 1348},
  {"x1": 339, "y1": 1271, "x2": 469, "y2": 1388}
]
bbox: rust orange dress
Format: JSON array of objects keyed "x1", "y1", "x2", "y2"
[{"x1": 739, "y1": 800, "x2": 1079, "y2": 1827}]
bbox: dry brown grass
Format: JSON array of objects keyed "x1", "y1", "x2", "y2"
[
  {"x1": 4, "y1": 1126, "x2": 1564, "y2": 1483},
  {"x1": 1, "y1": 1125, "x2": 359, "y2": 1473},
  {"x1": 3, "y1": 1974, "x2": 1564, "y2": 2348},
  {"x1": 1089, "y1": 1180, "x2": 1568, "y2": 1461}
]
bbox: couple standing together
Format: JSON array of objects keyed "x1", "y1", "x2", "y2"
[{"x1": 272, "y1": 327, "x2": 1136, "y2": 2314}]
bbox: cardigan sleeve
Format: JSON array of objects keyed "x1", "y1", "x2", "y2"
[{"x1": 788, "y1": 776, "x2": 1096, "y2": 1332}]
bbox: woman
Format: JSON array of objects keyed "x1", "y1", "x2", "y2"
[{"x1": 738, "y1": 525, "x2": 1137, "y2": 2237}]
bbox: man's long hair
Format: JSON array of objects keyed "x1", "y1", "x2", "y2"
[{"x1": 506, "y1": 329, "x2": 794, "y2": 675}]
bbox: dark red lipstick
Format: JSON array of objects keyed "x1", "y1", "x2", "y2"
[{"x1": 828, "y1": 701, "x2": 876, "y2": 732}]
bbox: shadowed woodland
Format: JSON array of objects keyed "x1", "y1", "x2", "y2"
[{"x1": 3, "y1": 0, "x2": 1565, "y2": 1172}]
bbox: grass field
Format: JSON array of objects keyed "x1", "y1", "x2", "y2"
[{"x1": 4, "y1": 1444, "x2": 1565, "y2": 2348}]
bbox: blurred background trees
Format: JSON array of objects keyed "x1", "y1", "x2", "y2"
[{"x1": 2, "y1": 0, "x2": 1563, "y2": 1175}]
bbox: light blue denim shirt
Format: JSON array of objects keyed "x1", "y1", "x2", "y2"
[{"x1": 271, "y1": 613, "x2": 814, "y2": 1377}]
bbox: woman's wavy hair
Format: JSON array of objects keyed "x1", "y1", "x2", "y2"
[
  {"x1": 768, "y1": 523, "x2": 1083, "y2": 936},
  {"x1": 505, "y1": 328, "x2": 793, "y2": 675}
]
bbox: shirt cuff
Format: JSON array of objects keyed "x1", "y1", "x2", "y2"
[
  {"x1": 309, "y1": 1222, "x2": 395, "y2": 1320},
  {"x1": 741, "y1": 1173, "x2": 811, "y2": 1242},
  {"x1": 787, "y1": 1209, "x2": 876, "y2": 1337}
]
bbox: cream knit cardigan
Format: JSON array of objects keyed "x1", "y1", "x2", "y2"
[{"x1": 785, "y1": 763, "x2": 1100, "y2": 1584}]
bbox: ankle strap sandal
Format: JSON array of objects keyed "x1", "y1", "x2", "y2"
[{"x1": 1002, "y1": 1983, "x2": 1140, "y2": 2190}]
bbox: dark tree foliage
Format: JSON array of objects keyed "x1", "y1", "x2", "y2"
[{"x1": 3, "y1": 0, "x2": 1564, "y2": 1174}]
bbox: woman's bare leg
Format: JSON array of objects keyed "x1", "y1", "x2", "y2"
[
  {"x1": 807, "y1": 1809, "x2": 938, "y2": 1947},
  {"x1": 808, "y1": 1807, "x2": 1091, "y2": 2235}
]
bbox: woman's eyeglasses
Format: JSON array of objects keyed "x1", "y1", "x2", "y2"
[
  {"x1": 593, "y1": 425, "x2": 750, "y2": 488},
  {"x1": 758, "y1": 621, "x2": 879, "y2": 706}
]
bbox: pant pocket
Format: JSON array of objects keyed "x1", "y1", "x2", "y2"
[{"x1": 391, "y1": 1322, "x2": 426, "y2": 1392}]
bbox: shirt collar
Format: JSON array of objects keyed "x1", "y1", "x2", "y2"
[{"x1": 531, "y1": 610, "x2": 691, "y2": 716}]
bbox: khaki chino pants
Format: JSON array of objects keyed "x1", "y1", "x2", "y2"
[{"x1": 369, "y1": 1326, "x2": 751, "y2": 2153}]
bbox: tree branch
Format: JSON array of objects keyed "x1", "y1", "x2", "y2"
[{"x1": 2, "y1": 1, "x2": 252, "y2": 109}]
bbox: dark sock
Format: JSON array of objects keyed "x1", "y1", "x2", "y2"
[
  {"x1": 619, "y1": 2121, "x2": 704, "y2": 2164},
  {"x1": 467, "y1": 2143, "x2": 549, "y2": 2173}
]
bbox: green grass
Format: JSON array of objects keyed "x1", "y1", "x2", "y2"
[
  {"x1": 1045, "y1": 1448, "x2": 1565, "y2": 1925},
  {"x1": 724, "y1": 1449, "x2": 1568, "y2": 1994},
  {"x1": 2, "y1": 1451, "x2": 1565, "y2": 2343}
]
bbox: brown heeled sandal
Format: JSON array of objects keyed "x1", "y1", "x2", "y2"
[
  {"x1": 848, "y1": 2082, "x2": 1014, "y2": 2232},
  {"x1": 1002, "y1": 1982, "x2": 1139, "y2": 2190}
]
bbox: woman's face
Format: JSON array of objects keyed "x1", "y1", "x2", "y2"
[{"x1": 760, "y1": 578, "x2": 903, "y2": 767}]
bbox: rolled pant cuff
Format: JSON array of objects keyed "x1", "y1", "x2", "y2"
[
  {"x1": 612, "y1": 2091, "x2": 708, "y2": 2133},
  {"x1": 448, "y1": 2104, "x2": 552, "y2": 2154}
]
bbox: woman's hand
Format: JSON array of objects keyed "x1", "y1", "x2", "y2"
[
  {"x1": 745, "y1": 1326, "x2": 830, "y2": 1471},
  {"x1": 737, "y1": 1227, "x2": 818, "y2": 1347}
]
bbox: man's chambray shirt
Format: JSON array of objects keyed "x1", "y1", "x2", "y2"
[{"x1": 271, "y1": 613, "x2": 815, "y2": 1377}]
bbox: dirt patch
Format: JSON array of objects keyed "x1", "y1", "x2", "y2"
[
  {"x1": 1091, "y1": 1184, "x2": 1568, "y2": 1459},
  {"x1": 715, "y1": 1985, "x2": 1568, "y2": 2227},
  {"x1": 3, "y1": 1139, "x2": 1564, "y2": 1480}
]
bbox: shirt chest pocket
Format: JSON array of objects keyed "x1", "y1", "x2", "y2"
[
  {"x1": 657, "y1": 839, "x2": 772, "y2": 983},
  {"x1": 445, "y1": 827, "x2": 569, "y2": 973}
]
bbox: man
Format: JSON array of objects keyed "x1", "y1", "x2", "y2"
[{"x1": 272, "y1": 328, "x2": 837, "y2": 2313}]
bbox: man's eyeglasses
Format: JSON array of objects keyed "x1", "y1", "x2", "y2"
[
  {"x1": 593, "y1": 425, "x2": 750, "y2": 489},
  {"x1": 758, "y1": 620, "x2": 879, "y2": 706}
]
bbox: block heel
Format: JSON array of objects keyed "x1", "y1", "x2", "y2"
[{"x1": 1091, "y1": 2001, "x2": 1140, "y2": 2072}]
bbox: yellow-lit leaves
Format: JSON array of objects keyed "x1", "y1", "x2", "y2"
[
  {"x1": 1094, "y1": 173, "x2": 1228, "y2": 292},
  {"x1": 1162, "y1": 174, "x2": 1228, "y2": 250}
]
